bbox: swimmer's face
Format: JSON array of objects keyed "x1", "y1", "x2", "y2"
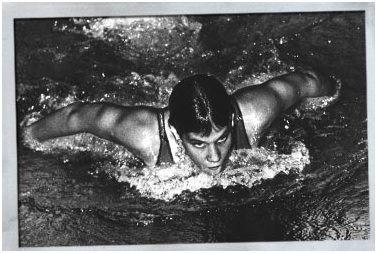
[{"x1": 181, "y1": 126, "x2": 233, "y2": 175}]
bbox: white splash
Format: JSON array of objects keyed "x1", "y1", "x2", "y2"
[{"x1": 114, "y1": 141, "x2": 310, "y2": 201}]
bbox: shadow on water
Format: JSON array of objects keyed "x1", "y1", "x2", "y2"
[{"x1": 16, "y1": 11, "x2": 369, "y2": 246}]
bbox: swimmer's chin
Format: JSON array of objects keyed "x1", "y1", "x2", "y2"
[{"x1": 200, "y1": 165, "x2": 224, "y2": 176}]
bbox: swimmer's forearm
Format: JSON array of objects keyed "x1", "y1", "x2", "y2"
[
  {"x1": 260, "y1": 70, "x2": 334, "y2": 112},
  {"x1": 26, "y1": 103, "x2": 87, "y2": 142}
]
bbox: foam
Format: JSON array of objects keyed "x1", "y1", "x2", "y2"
[{"x1": 114, "y1": 141, "x2": 310, "y2": 201}]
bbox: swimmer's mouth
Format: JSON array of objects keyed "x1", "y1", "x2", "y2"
[{"x1": 208, "y1": 166, "x2": 221, "y2": 171}]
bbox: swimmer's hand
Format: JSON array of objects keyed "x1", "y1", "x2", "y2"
[
  {"x1": 22, "y1": 125, "x2": 43, "y2": 149},
  {"x1": 298, "y1": 75, "x2": 342, "y2": 111},
  {"x1": 20, "y1": 112, "x2": 45, "y2": 148}
]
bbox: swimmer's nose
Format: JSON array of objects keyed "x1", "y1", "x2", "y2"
[{"x1": 207, "y1": 144, "x2": 221, "y2": 163}]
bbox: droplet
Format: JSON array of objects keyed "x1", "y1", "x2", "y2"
[{"x1": 279, "y1": 37, "x2": 287, "y2": 45}]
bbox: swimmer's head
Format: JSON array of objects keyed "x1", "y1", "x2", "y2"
[
  {"x1": 168, "y1": 74, "x2": 233, "y2": 136},
  {"x1": 168, "y1": 74, "x2": 234, "y2": 175}
]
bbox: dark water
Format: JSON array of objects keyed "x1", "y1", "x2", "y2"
[{"x1": 15, "y1": 12, "x2": 369, "y2": 246}]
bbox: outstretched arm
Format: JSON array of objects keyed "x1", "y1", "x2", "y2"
[
  {"x1": 264, "y1": 69, "x2": 335, "y2": 110},
  {"x1": 233, "y1": 70, "x2": 336, "y2": 145},
  {"x1": 24, "y1": 102, "x2": 161, "y2": 166}
]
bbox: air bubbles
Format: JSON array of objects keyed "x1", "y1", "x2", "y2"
[{"x1": 279, "y1": 36, "x2": 288, "y2": 45}]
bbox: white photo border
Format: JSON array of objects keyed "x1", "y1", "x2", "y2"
[{"x1": 2, "y1": 2, "x2": 375, "y2": 251}]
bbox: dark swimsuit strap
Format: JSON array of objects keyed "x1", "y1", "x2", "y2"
[
  {"x1": 156, "y1": 110, "x2": 174, "y2": 165},
  {"x1": 230, "y1": 97, "x2": 252, "y2": 149}
]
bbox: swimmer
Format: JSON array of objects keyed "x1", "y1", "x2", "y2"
[{"x1": 24, "y1": 70, "x2": 337, "y2": 175}]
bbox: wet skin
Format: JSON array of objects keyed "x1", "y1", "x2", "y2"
[{"x1": 180, "y1": 126, "x2": 233, "y2": 175}]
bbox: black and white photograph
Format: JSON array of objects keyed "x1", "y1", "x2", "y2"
[{"x1": 3, "y1": 2, "x2": 374, "y2": 250}]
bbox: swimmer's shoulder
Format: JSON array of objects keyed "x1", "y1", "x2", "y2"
[{"x1": 231, "y1": 86, "x2": 282, "y2": 146}]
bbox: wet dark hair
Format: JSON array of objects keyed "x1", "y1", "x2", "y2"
[{"x1": 168, "y1": 74, "x2": 233, "y2": 136}]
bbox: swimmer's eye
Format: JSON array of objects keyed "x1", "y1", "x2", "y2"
[
  {"x1": 216, "y1": 134, "x2": 229, "y2": 144},
  {"x1": 192, "y1": 142, "x2": 206, "y2": 148}
]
